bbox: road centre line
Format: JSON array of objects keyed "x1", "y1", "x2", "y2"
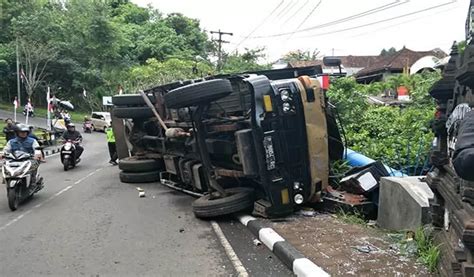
[{"x1": 0, "y1": 167, "x2": 103, "y2": 232}]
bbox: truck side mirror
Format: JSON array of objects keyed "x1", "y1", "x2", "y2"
[{"x1": 323, "y1": 57, "x2": 342, "y2": 74}]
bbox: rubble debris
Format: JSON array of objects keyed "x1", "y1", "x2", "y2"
[
  {"x1": 136, "y1": 187, "x2": 145, "y2": 198},
  {"x1": 253, "y1": 239, "x2": 262, "y2": 246},
  {"x1": 339, "y1": 161, "x2": 389, "y2": 195},
  {"x1": 352, "y1": 244, "x2": 379, "y2": 254}
]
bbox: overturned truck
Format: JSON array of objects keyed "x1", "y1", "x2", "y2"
[{"x1": 112, "y1": 67, "x2": 343, "y2": 218}]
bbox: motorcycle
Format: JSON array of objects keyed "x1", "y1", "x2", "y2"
[
  {"x1": 60, "y1": 139, "x2": 81, "y2": 171},
  {"x1": 2, "y1": 151, "x2": 43, "y2": 211},
  {"x1": 23, "y1": 108, "x2": 35, "y2": 118},
  {"x1": 83, "y1": 121, "x2": 93, "y2": 133}
]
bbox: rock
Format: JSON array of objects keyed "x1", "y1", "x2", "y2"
[{"x1": 377, "y1": 176, "x2": 434, "y2": 231}]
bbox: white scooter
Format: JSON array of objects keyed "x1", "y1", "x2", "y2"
[{"x1": 2, "y1": 151, "x2": 43, "y2": 211}]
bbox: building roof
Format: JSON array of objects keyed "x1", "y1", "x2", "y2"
[
  {"x1": 355, "y1": 47, "x2": 447, "y2": 77},
  {"x1": 288, "y1": 55, "x2": 380, "y2": 69}
]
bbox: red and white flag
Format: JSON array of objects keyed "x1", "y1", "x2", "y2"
[
  {"x1": 26, "y1": 98, "x2": 32, "y2": 109},
  {"x1": 13, "y1": 96, "x2": 18, "y2": 109}
]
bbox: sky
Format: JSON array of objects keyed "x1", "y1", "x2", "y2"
[{"x1": 131, "y1": 0, "x2": 471, "y2": 62}]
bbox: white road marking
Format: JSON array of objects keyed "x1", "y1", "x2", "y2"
[
  {"x1": 0, "y1": 211, "x2": 32, "y2": 231},
  {"x1": 210, "y1": 221, "x2": 249, "y2": 277},
  {"x1": 259, "y1": 228, "x2": 285, "y2": 251},
  {"x1": 0, "y1": 167, "x2": 103, "y2": 232}
]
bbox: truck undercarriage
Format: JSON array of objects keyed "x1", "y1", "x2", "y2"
[{"x1": 112, "y1": 67, "x2": 344, "y2": 218}]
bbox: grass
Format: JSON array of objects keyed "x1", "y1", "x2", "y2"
[
  {"x1": 336, "y1": 208, "x2": 367, "y2": 225},
  {"x1": 414, "y1": 227, "x2": 441, "y2": 273},
  {"x1": 0, "y1": 102, "x2": 89, "y2": 123}
]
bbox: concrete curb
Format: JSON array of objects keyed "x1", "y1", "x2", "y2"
[
  {"x1": 44, "y1": 146, "x2": 61, "y2": 157},
  {"x1": 236, "y1": 214, "x2": 330, "y2": 277}
]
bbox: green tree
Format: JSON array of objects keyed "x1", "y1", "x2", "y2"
[
  {"x1": 221, "y1": 48, "x2": 270, "y2": 73},
  {"x1": 380, "y1": 47, "x2": 397, "y2": 57},
  {"x1": 281, "y1": 49, "x2": 320, "y2": 62}
]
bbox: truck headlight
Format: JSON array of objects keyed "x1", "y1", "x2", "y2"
[
  {"x1": 282, "y1": 102, "x2": 291, "y2": 112},
  {"x1": 294, "y1": 194, "x2": 304, "y2": 204},
  {"x1": 293, "y1": 182, "x2": 300, "y2": 190},
  {"x1": 280, "y1": 90, "x2": 290, "y2": 101}
]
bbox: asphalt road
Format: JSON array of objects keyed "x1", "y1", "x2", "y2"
[
  {"x1": 0, "y1": 108, "x2": 49, "y2": 129},
  {"x1": 0, "y1": 130, "x2": 292, "y2": 276}
]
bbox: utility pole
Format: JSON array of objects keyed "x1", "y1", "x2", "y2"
[
  {"x1": 16, "y1": 38, "x2": 21, "y2": 107},
  {"x1": 210, "y1": 29, "x2": 233, "y2": 71}
]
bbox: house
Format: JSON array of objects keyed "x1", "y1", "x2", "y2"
[
  {"x1": 285, "y1": 55, "x2": 380, "y2": 76},
  {"x1": 355, "y1": 47, "x2": 447, "y2": 83}
]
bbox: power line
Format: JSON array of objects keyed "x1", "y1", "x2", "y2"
[
  {"x1": 294, "y1": 0, "x2": 323, "y2": 30},
  {"x1": 275, "y1": 0, "x2": 295, "y2": 18},
  {"x1": 287, "y1": 0, "x2": 323, "y2": 40},
  {"x1": 234, "y1": 0, "x2": 285, "y2": 50},
  {"x1": 294, "y1": 0, "x2": 457, "y2": 39},
  {"x1": 277, "y1": 0, "x2": 307, "y2": 27},
  {"x1": 249, "y1": 0, "x2": 408, "y2": 39},
  {"x1": 281, "y1": 0, "x2": 310, "y2": 25},
  {"x1": 347, "y1": 4, "x2": 462, "y2": 40}
]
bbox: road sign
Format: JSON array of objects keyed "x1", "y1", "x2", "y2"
[{"x1": 103, "y1": 96, "x2": 113, "y2": 106}]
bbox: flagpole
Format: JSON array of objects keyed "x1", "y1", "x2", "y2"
[
  {"x1": 25, "y1": 98, "x2": 29, "y2": 125},
  {"x1": 13, "y1": 97, "x2": 17, "y2": 122},
  {"x1": 16, "y1": 38, "x2": 21, "y2": 108},
  {"x1": 47, "y1": 87, "x2": 51, "y2": 131}
]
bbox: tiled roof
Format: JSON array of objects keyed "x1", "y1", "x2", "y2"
[
  {"x1": 288, "y1": 55, "x2": 380, "y2": 69},
  {"x1": 356, "y1": 47, "x2": 447, "y2": 77}
]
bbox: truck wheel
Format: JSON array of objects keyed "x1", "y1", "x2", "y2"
[
  {"x1": 192, "y1": 187, "x2": 254, "y2": 218},
  {"x1": 164, "y1": 79, "x2": 233, "y2": 109},
  {"x1": 119, "y1": 171, "x2": 159, "y2": 183},
  {"x1": 112, "y1": 94, "x2": 157, "y2": 106},
  {"x1": 113, "y1": 107, "x2": 154, "y2": 119},
  {"x1": 7, "y1": 187, "x2": 19, "y2": 211},
  {"x1": 119, "y1": 157, "x2": 162, "y2": 173}
]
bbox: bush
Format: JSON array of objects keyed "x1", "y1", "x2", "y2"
[{"x1": 327, "y1": 72, "x2": 441, "y2": 172}]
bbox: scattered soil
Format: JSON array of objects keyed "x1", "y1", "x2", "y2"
[{"x1": 264, "y1": 213, "x2": 431, "y2": 276}]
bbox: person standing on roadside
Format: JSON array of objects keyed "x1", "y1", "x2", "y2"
[
  {"x1": 106, "y1": 122, "x2": 117, "y2": 165},
  {"x1": 3, "y1": 118, "x2": 16, "y2": 142}
]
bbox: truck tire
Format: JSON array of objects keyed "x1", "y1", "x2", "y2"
[
  {"x1": 113, "y1": 107, "x2": 153, "y2": 119},
  {"x1": 192, "y1": 187, "x2": 254, "y2": 218},
  {"x1": 112, "y1": 94, "x2": 157, "y2": 106},
  {"x1": 164, "y1": 79, "x2": 233, "y2": 109},
  {"x1": 119, "y1": 157, "x2": 162, "y2": 173},
  {"x1": 119, "y1": 171, "x2": 159, "y2": 183}
]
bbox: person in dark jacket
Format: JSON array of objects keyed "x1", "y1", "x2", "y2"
[
  {"x1": 61, "y1": 123, "x2": 84, "y2": 159},
  {"x1": 3, "y1": 118, "x2": 16, "y2": 142}
]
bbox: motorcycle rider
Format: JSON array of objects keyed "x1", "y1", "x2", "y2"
[
  {"x1": 3, "y1": 118, "x2": 16, "y2": 142},
  {"x1": 61, "y1": 123, "x2": 83, "y2": 159},
  {"x1": 2, "y1": 124, "x2": 43, "y2": 185}
]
